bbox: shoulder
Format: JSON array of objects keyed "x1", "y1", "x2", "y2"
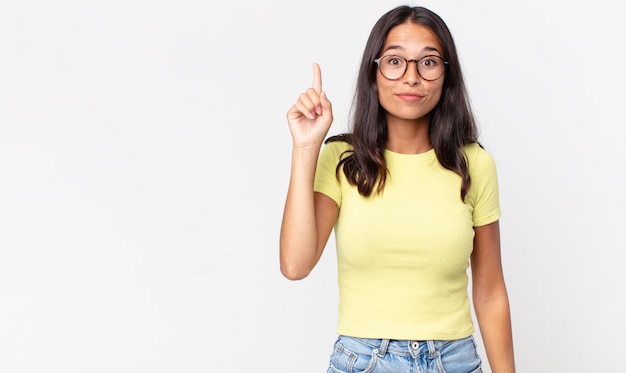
[
  {"x1": 463, "y1": 142, "x2": 497, "y2": 173},
  {"x1": 464, "y1": 143, "x2": 500, "y2": 220},
  {"x1": 321, "y1": 138, "x2": 353, "y2": 159}
]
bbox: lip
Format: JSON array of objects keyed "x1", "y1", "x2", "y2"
[{"x1": 396, "y1": 92, "x2": 424, "y2": 102}]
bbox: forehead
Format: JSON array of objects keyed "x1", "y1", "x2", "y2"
[{"x1": 382, "y1": 22, "x2": 442, "y2": 54}]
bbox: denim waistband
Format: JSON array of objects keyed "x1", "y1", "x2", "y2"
[{"x1": 348, "y1": 336, "x2": 466, "y2": 358}]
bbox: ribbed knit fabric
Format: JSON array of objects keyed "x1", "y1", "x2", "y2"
[{"x1": 314, "y1": 141, "x2": 500, "y2": 340}]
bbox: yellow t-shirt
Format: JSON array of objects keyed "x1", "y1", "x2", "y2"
[{"x1": 314, "y1": 141, "x2": 500, "y2": 340}]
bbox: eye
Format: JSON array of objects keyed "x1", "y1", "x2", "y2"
[
  {"x1": 385, "y1": 56, "x2": 405, "y2": 68},
  {"x1": 420, "y1": 56, "x2": 441, "y2": 69}
]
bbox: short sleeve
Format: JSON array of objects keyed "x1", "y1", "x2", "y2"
[
  {"x1": 313, "y1": 141, "x2": 348, "y2": 207},
  {"x1": 465, "y1": 143, "x2": 501, "y2": 227}
]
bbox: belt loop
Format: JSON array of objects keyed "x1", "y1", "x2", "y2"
[
  {"x1": 426, "y1": 340, "x2": 437, "y2": 358},
  {"x1": 377, "y1": 339, "x2": 390, "y2": 357}
]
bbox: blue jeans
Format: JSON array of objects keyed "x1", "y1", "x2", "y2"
[{"x1": 326, "y1": 335, "x2": 482, "y2": 373}]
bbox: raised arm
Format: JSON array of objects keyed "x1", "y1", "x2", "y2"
[
  {"x1": 471, "y1": 220, "x2": 516, "y2": 372},
  {"x1": 280, "y1": 63, "x2": 338, "y2": 280}
]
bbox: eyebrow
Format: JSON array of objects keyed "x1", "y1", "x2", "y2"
[{"x1": 382, "y1": 45, "x2": 442, "y2": 55}]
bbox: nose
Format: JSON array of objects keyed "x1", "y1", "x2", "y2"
[{"x1": 403, "y1": 60, "x2": 421, "y2": 85}]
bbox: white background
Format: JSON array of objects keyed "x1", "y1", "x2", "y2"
[{"x1": 1, "y1": 0, "x2": 625, "y2": 372}]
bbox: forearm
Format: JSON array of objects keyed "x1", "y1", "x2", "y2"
[
  {"x1": 280, "y1": 146, "x2": 322, "y2": 279},
  {"x1": 474, "y1": 293, "x2": 515, "y2": 373}
]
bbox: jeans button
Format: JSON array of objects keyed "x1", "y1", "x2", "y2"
[{"x1": 411, "y1": 341, "x2": 419, "y2": 350}]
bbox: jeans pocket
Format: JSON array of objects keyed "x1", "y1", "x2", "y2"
[
  {"x1": 437, "y1": 336, "x2": 482, "y2": 373},
  {"x1": 328, "y1": 336, "x2": 377, "y2": 373}
]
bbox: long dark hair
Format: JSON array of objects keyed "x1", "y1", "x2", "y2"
[{"x1": 327, "y1": 6, "x2": 478, "y2": 200}]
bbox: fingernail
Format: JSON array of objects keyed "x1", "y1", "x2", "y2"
[
  {"x1": 307, "y1": 112, "x2": 315, "y2": 120},
  {"x1": 315, "y1": 107, "x2": 322, "y2": 115}
]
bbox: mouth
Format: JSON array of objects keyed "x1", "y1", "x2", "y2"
[{"x1": 396, "y1": 92, "x2": 424, "y2": 102}]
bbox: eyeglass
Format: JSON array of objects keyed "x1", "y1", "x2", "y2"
[{"x1": 374, "y1": 55, "x2": 449, "y2": 81}]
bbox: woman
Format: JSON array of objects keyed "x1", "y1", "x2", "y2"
[{"x1": 280, "y1": 5, "x2": 515, "y2": 372}]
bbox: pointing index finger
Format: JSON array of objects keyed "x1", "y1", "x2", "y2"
[{"x1": 313, "y1": 63, "x2": 322, "y2": 94}]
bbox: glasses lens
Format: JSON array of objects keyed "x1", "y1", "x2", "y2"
[
  {"x1": 377, "y1": 55, "x2": 446, "y2": 81},
  {"x1": 418, "y1": 56, "x2": 445, "y2": 81},
  {"x1": 380, "y1": 55, "x2": 407, "y2": 80}
]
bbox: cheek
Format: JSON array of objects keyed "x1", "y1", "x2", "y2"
[
  {"x1": 375, "y1": 78, "x2": 394, "y2": 107},
  {"x1": 431, "y1": 86, "x2": 443, "y2": 105}
]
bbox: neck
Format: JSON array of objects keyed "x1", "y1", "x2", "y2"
[{"x1": 385, "y1": 116, "x2": 432, "y2": 154}]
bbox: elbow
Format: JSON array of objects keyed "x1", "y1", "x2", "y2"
[
  {"x1": 279, "y1": 237, "x2": 318, "y2": 280},
  {"x1": 280, "y1": 261, "x2": 312, "y2": 281},
  {"x1": 472, "y1": 284, "x2": 511, "y2": 313},
  {"x1": 281, "y1": 271, "x2": 308, "y2": 281},
  {"x1": 279, "y1": 250, "x2": 313, "y2": 280}
]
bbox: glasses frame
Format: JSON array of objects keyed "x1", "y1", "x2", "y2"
[{"x1": 374, "y1": 54, "x2": 449, "y2": 81}]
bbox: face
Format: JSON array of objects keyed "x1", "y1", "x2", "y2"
[{"x1": 376, "y1": 22, "x2": 445, "y2": 126}]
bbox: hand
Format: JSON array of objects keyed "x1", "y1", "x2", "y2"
[{"x1": 286, "y1": 63, "x2": 333, "y2": 149}]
